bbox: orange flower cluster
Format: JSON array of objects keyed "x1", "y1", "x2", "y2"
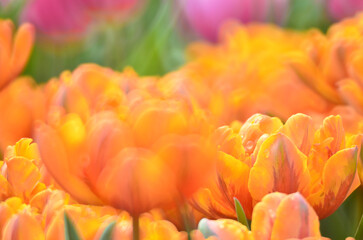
[
  {"x1": 196, "y1": 192, "x2": 355, "y2": 240},
  {"x1": 192, "y1": 113, "x2": 361, "y2": 219},
  {"x1": 1, "y1": 15, "x2": 363, "y2": 240}
]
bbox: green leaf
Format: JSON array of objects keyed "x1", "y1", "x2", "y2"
[
  {"x1": 234, "y1": 197, "x2": 250, "y2": 230},
  {"x1": 64, "y1": 212, "x2": 81, "y2": 240},
  {"x1": 99, "y1": 221, "x2": 117, "y2": 240},
  {"x1": 355, "y1": 213, "x2": 363, "y2": 240}
]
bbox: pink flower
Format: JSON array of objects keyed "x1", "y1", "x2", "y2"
[
  {"x1": 21, "y1": 0, "x2": 139, "y2": 40},
  {"x1": 21, "y1": 0, "x2": 90, "y2": 40},
  {"x1": 328, "y1": 0, "x2": 363, "y2": 21},
  {"x1": 181, "y1": 0, "x2": 289, "y2": 41}
]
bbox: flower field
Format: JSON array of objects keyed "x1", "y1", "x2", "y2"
[{"x1": 0, "y1": 1, "x2": 363, "y2": 240}]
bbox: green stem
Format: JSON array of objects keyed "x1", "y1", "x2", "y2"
[
  {"x1": 177, "y1": 198, "x2": 196, "y2": 240},
  {"x1": 133, "y1": 215, "x2": 139, "y2": 240}
]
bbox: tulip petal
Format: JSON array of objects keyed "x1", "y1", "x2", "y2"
[
  {"x1": 35, "y1": 123, "x2": 102, "y2": 205},
  {"x1": 5, "y1": 157, "x2": 41, "y2": 201},
  {"x1": 338, "y1": 79, "x2": 363, "y2": 114},
  {"x1": 308, "y1": 147, "x2": 358, "y2": 218},
  {"x1": 288, "y1": 52, "x2": 342, "y2": 104},
  {"x1": 249, "y1": 133, "x2": 310, "y2": 201},
  {"x1": 9, "y1": 23, "x2": 35, "y2": 79},
  {"x1": 199, "y1": 218, "x2": 253, "y2": 240},
  {"x1": 2, "y1": 211, "x2": 45, "y2": 240},
  {"x1": 271, "y1": 193, "x2": 321, "y2": 239},
  {"x1": 315, "y1": 115, "x2": 345, "y2": 154},
  {"x1": 280, "y1": 113, "x2": 314, "y2": 155},
  {"x1": 252, "y1": 192, "x2": 286, "y2": 240}
]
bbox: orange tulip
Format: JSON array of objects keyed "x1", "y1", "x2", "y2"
[
  {"x1": 251, "y1": 192, "x2": 321, "y2": 240},
  {"x1": 45, "y1": 205, "x2": 117, "y2": 240},
  {"x1": 162, "y1": 23, "x2": 331, "y2": 125},
  {"x1": 195, "y1": 193, "x2": 333, "y2": 240},
  {"x1": 0, "y1": 20, "x2": 34, "y2": 90},
  {"x1": 36, "y1": 97, "x2": 215, "y2": 216},
  {"x1": 0, "y1": 77, "x2": 45, "y2": 151},
  {"x1": 192, "y1": 113, "x2": 360, "y2": 219},
  {"x1": 288, "y1": 14, "x2": 363, "y2": 114},
  {"x1": 2, "y1": 208, "x2": 45, "y2": 240},
  {"x1": 0, "y1": 138, "x2": 46, "y2": 202}
]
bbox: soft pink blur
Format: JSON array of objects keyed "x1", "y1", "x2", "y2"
[
  {"x1": 181, "y1": 0, "x2": 289, "y2": 41},
  {"x1": 328, "y1": 0, "x2": 363, "y2": 21},
  {"x1": 22, "y1": 0, "x2": 90, "y2": 40},
  {"x1": 21, "y1": 0, "x2": 139, "y2": 40},
  {"x1": 82, "y1": 0, "x2": 137, "y2": 14}
]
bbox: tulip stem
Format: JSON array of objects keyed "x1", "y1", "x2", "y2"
[
  {"x1": 178, "y1": 199, "x2": 196, "y2": 240},
  {"x1": 133, "y1": 215, "x2": 140, "y2": 240}
]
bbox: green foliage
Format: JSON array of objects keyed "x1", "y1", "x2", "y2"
[
  {"x1": 64, "y1": 212, "x2": 81, "y2": 240},
  {"x1": 285, "y1": 0, "x2": 331, "y2": 32},
  {"x1": 234, "y1": 197, "x2": 250, "y2": 230},
  {"x1": 99, "y1": 221, "x2": 117, "y2": 240},
  {"x1": 320, "y1": 187, "x2": 363, "y2": 240},
  {"x1": 355, "y1": 214, "x2": 363, "y2": 240}
]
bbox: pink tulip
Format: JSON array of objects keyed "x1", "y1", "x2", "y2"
[
  {"x1": 328, "y1": 0, "x2": 363, "y2": 21},
  {"x1": 21, "y1": 0, "x2": 90, "y2": 40},
  {"x1": 21, "y1": 0, "x2": 139, "y2": 40},
  {"x1": 181, "y1": 0, "x2": 289, "y2": 41}
]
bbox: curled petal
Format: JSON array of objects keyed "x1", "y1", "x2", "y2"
[
  {"x1": 239, "y1": 114, "x2": 283, "y2": 155},
  {"x1": 315, "y1": 115, "x2": 345, "y2": 154},
  {"x1": 308, "y1": 147, "x2": 358, "y2": 218},
  {"x1": 280, "y1": 113, "x2": 314, "y2": 155},
  {"x1": 211, "y1": 126, "x2": 244, "y2": 159}
]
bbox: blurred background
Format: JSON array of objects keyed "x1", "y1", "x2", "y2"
[{"x1": 1, "y1": 0, "x2": 362, "y2": 82}]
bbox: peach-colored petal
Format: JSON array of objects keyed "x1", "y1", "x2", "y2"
[
  {"x1": 249, "y1": 133, "x2": 310, "y2": 201},
  {"x1": 271, "y1": 193, "x2": 321, "y2": 239},
  {"x1": 280, "y1": 114, "x2": 314, "y2": 155},
  {"x1": 2, "y1": 210, "x2": 45, "y2": 240},
  {"x1": 251, "y1": 192, "x2": 287, "y2": 240}
]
